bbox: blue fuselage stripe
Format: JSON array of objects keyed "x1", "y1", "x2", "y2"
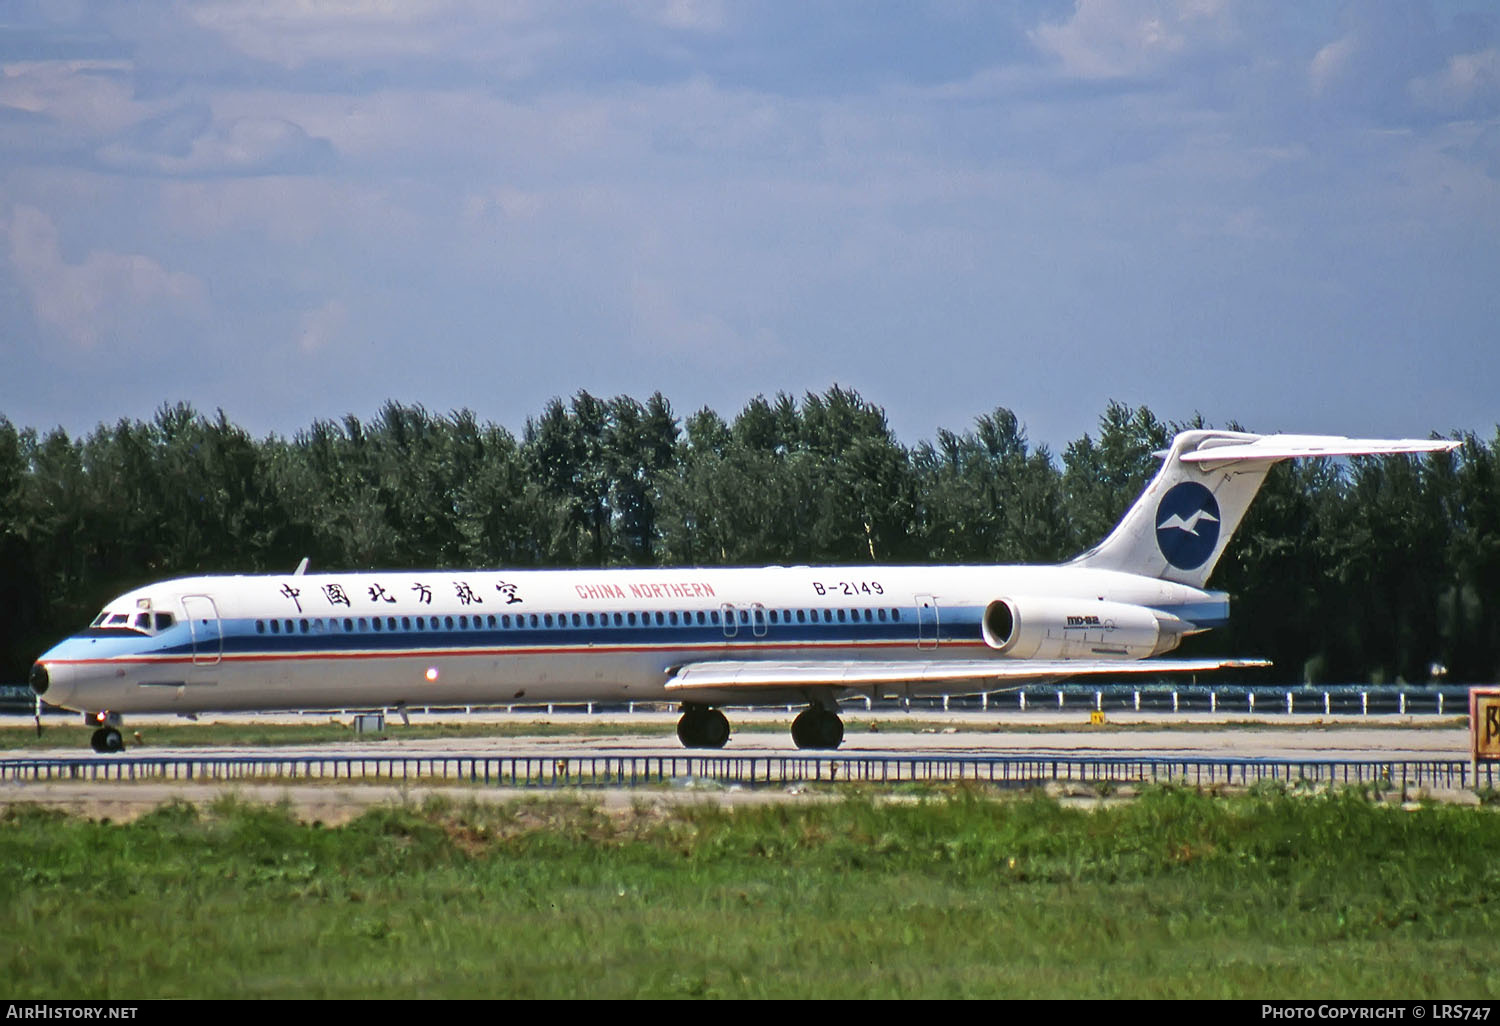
[{"x1": 56, "y1": 606, "x2": 978, "y2": 662}]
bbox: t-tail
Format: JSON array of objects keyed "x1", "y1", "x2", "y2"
[{"x1": 1068, "y1": 430, "x2": 1458, "y2": 589}]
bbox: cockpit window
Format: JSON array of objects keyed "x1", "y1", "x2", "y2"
[{"x1": 85, "y1": 605, "x2": 175, "y2": 637}]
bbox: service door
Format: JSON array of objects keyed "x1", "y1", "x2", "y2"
[
  {"x1": 916, "y1": 595, "x2": 939, "y2": 650},
  {"x1": 182, "y1": 595, "x2": 223, "y2": 667}
]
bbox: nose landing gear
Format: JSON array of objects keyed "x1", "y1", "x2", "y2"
[
  {"x1": 90, "y1": 726, "x2": 125, "y2": 753},
  {"x1": 87, "y1": 712, "x2": 125, "y2": 753}
]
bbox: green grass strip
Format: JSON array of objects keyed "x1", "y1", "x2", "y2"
[{"x1": 2, "y1": 787, "x2": 1498, "y2": 998}]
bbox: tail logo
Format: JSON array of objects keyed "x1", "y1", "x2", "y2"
[{"x1": 1155, "y1": 481, "x2": 1221, "y2": 570}]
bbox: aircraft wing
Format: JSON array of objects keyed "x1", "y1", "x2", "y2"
[
  {"x1": 664, "y1": 657, "x2": 1271, "y2": 692},
  {"x1": 1180, "y1": 434, "x2": 1458, "y2": 465}
]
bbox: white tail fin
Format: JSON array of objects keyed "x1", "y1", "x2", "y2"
[{"x1": 1068, "y1": 430, "x2": 1458, "y2": 588}]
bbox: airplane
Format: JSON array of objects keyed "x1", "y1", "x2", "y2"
[{"x1": 28, "y1": 429, "x2": 1458, "y2": 754}]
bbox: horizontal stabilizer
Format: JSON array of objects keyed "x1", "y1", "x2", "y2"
[
  {"x1": 1180, "y1": 434, "x2": 1458, "y2": 466},
  {"x1": 664, "y1": 658, "x2": 1271, "y2": 692},
  {"x1": 1071, "y1": 429, "x2": 1460, "y2": 589}
]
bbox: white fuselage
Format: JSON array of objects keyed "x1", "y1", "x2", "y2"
[{"x1": 35, "y1": 564, "x2": 1227, "y2": 716}]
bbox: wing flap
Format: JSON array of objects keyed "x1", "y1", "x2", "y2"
[{"x1": 664, "y1": 658, "x2": 1271, "y2": 692}]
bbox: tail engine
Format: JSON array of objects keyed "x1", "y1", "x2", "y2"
[{"x1": 980, "y1": 597, "x2": 1179, "y2": 660}]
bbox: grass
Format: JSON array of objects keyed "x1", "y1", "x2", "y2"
[{"x1": 2, "y1": 787, "x2": 1497, "y2": 998}]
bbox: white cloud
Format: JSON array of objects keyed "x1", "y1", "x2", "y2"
[
  {"x1": 1308, "y1": 36, "x2": 1355, "y2": 97},
  {"x1": 1030, "y1": 0, "x2": 1236, "y2": 80},
  {"x1": 630, "y1": 0, "x2": 727, "y2": 33},
  {"x1": 298, "y1": 297, "x2": 347, "y2": 352},
  {"x1": 628, "y1": 274, "x2": 775, "y2": 361},
  {"x1": 1409, "y1": 48, "x2": 1500, "y2": 116},
  {"x1": 0, "y1": 59, "x2": 149, "y2": 134},
  {"x1": 187, "y1": 0, "x2": 548, "y2": 71},
  {"x1": 99, "y1": 116, "x2": 336, "y2": 176},
  {"x1": 6, "y1": 204, "x2": 207, "y2": 351}
]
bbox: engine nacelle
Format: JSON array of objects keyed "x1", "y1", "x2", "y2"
[{"x1": 980, "y1": 596, "x2": 1171, "y2": 660}]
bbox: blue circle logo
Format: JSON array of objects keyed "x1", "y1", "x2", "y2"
[{"x1": 1155, "y1": 482, "x2": 1221, "y2": 570}]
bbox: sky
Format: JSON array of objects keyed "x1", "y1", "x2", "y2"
[{"x1": 1, "y1": 1, "x2": 1497, "y2": 454}]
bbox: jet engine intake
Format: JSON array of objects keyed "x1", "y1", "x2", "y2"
[{"x1": 981, "y1": 597, "x2": 1169, "y2": 659}]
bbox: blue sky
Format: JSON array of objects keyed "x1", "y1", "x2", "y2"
[{"x1": 2, "y1": 1, "x2": 1496, "y2": 452}]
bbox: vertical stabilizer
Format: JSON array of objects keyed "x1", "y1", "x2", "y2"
[{"x1": 1068, "y1": 430, "x2": 1457, "y2": 588}]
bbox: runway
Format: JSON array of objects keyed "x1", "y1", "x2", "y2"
[
  {"x1": 1, "y1": 709, "x2": 1483, "y2": 820},
  {"x1": 4, "y1": 707, "x2": 1475, "y2": 758},
  {"x1": 5, "y1": 707, "x2": 1474, "y2": 760}
]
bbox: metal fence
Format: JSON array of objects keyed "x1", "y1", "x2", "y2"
[{"x1": 2, "y1": 752, "x2": 1493, "y2": 790}]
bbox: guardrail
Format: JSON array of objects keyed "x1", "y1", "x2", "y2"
[
  {"x1": 5, "y1": 682, "x2": 1486, "y2": 719},
  {"x1": 1, "y1": 753, "x2": 1492, "y2": 790}
]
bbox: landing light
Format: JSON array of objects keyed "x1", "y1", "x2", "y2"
[{"x1": 425, "y1": 667, "x2": 439, "y2": 683}]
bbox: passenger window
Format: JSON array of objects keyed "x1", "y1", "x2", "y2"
[
  {"x1": 257, "y1": 620, "x2": 265, "y2": 633},
  {"x1": 270, "y1": 620, "x2": 280, "y2": 634},
  {"x1": 446, "y1": 616, "x2": 455, "y2": 629},
  {"x1": 628, "y1": 612, "x2": 637, "y2": 625}
]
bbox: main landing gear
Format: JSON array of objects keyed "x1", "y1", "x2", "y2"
[
  {"x1": 790, "y1": 707, "x2": 844, "y2": 750},
  {"x1": 674, "y1": 703, "x2": 847, "y2": 751},
  {"x1": 676, "y1": 705, "x2": 731, "y2": 749}
]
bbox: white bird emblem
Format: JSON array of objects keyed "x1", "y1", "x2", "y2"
[{"x1": 1157, "y1": 508, "x2": 1220, "y2": 536}]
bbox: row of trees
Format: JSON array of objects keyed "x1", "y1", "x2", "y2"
[{"x1": 2, "y1": 389, "x2": 1496, "y2": 685}]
